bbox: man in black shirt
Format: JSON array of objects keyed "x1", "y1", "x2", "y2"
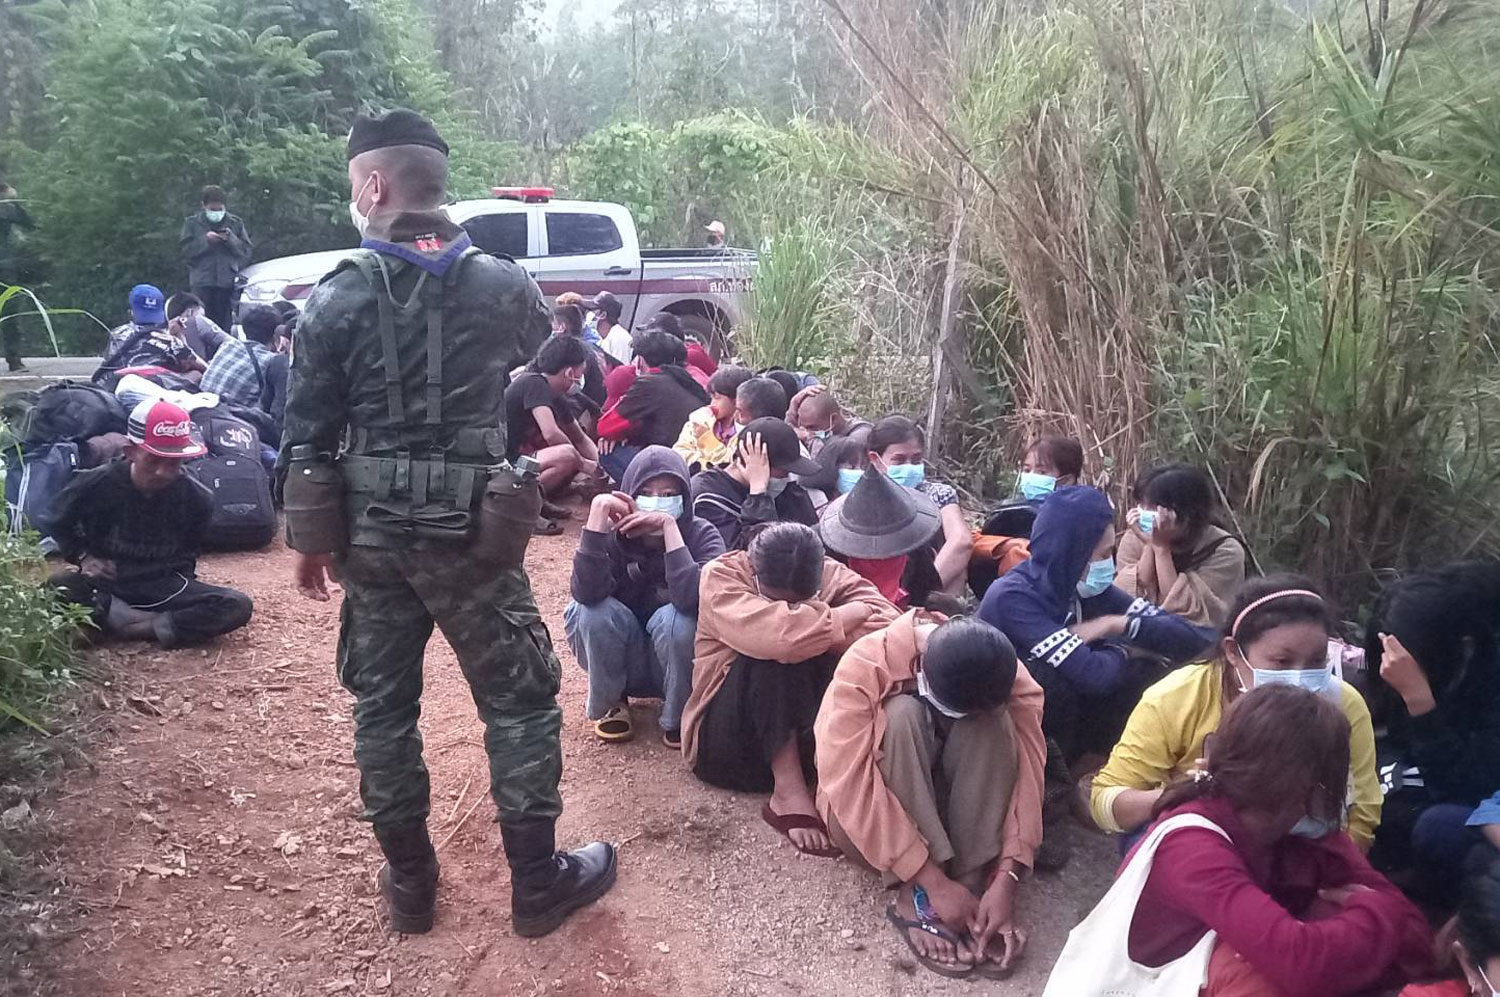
[
  {"x1": 505, "y1": 336, "x2": 600, "y2": 527},
  {"x1": 690, "y1": 417, "x2": 820, "y2": 549},
  {"x1": 47, "y1": 399, "x2": 253, "y2": 647}
]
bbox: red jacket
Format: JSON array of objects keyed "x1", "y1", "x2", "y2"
[{"x1": 1127, "y1": 797, "x2": 1432, "y2": 997}]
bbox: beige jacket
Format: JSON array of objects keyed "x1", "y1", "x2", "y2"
[
  {"x1": 682, "y1": 551, "x2": 897, "y2": 766},
  {"x1": 1116, "y1": 525, "x2": 1246, "y2": 629},
  {"x1": 814, "y1": 611, "x2": 1047, "y2": 882}
]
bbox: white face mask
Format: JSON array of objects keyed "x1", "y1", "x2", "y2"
[
  {"x1": 915, "y1": 669, "x2": 966, "y2": 719},
  {"x1": 348, "y1": 174, "x2": 375, "y2": 235}
]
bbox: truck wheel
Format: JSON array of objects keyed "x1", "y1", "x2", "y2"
[{"x1": 676, "y1": 312, "x2": 730, "y2": 361}]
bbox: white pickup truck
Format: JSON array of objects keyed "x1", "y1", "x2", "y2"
[{"x1": 238, "y1": 188, "x2": 755, "y2": 352}]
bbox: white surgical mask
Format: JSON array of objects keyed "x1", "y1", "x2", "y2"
[
  {"x1": 348, "y1": 174, "x2": 375, "y2": 235},
  {"x1": 205, "y1": 209, "x2": 226, "y2": 224},
  {"x1": 634, "y1": 494, "x2": 683, "y2": 518},
  {"x1": 916, "y1": 669, "x2": 966, "y2": 720}
]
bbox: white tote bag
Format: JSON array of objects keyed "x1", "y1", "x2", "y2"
[{"x1": 1042, "y1": 813, "x2": 1230, "y2": 997}]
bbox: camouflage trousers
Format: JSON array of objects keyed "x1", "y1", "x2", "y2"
[{"x1": 334, "y1": 546, "x2": 563, "y2": 828}]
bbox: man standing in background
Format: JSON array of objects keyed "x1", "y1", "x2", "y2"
[
  {"x1": 179, "y1": 185, "x2": 252, "y2": 331},
  {"x1": 704, "y1": 219, "x2": 726, "y2": 249},
  {"x1": 0, "y1": 170, "x2": 37, "y2": 372}
]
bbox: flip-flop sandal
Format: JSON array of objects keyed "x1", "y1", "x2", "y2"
[
  {"x1": 884, "y1": 900, "x2": 975, "y2": 979},
  {"x1": 759, "y1": 802, "x2": 843, "y2": 859},
  {"x1": 534, "y1": 516, "x2": 563, "y2": 536},
  {"x1": 973, "y1": 953, "x2": 1018, "y2": 980},
  {"x1": 593, "y1": 706, "x2": 633, "y2": 742}
]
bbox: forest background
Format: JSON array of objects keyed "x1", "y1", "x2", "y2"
[{"x1": 2, "y1": 0, "x2": 1499, "y2": 616}]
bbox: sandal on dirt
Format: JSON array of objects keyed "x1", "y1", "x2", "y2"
[
  {"x1": 885, "y1": 900, "x2": 975, "y2": 979},
  {"x1": 534, "y1": 516, "x2": 563, "y2": 536},
  {"x1": 759, "y1": 802, "x2": 843, "y2": 859},
  {"x1": 593, "y1": 706, "x2": 634, "y2": 742}
]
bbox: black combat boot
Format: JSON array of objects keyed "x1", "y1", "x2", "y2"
[
  {"x1": 501, "y1": 817, "x2": 618, "y2": 938},
  {"x1": 372, "y1": 821, "x2": 439, "y2": 934}
]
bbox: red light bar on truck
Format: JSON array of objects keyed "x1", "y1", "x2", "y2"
[{"x1": 492, "y1": 186, "x2": 554, "y2": 203}]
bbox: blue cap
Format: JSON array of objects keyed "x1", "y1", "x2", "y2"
[{"x1": 129, "y1": 284, "x2": 166, "y2": 325}]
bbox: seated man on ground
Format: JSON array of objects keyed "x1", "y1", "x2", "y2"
[
  {"x1": 788, "y1": 384, "x2": 872, "y2": 457},
  {"x1": 817, "y1": 616, "x2": 1046, "y2": 980},
  {"x1": 47, "y1": 399, "x2": 254, "y2": 648},
  {"x1": 504, "y1": 336, "x2": 600, "y2": 532},
  {"x1": 1115, "y1": 462, "x2": 1247, "y2": 629},
  {"x1": 674, "y1": 364, "x2": 754, "y2": 473},
  {"x1": 565, "y1": 446, "x2": 725, "y2": 748},
  {"x1": 818, "y1": 468, "x2": 943, "y2": 611},
  {"x1": 165, "y1": 291, "x2": 231, "y2": 362},
  {"x1": 681, "y1": 522, "x2": 897, "y2": 855},
  {"x1": 595, "y1": 329, "x2": 709, "y2": 484},
  {"x1": 1398, "y1": 856, "x2": 1500, "y2": 997},
  {"x1": 544, "y1": 301, "x2": 609, "y2": 413},
  {"x1": 735, "y1": 375, "x2": 790, "y2": 425},
  {"x1": 585, "y1": 291, "x2": 633, "y2": 365},
  {"x1": 95, "y1": 284, "x2": 207, "y2": 387},
  {"x1": 691, "y1": 418, "x2": 821, "y2": 550},
  {"x1": 1090, "y1": 575, "x2": 1382, "y2": 851},
  {"x1": 978, "y1": 485, "x2": 1215, "y2": 767},
  {"x1": 200, "y1": 304, "x2": 289, "y2": 433},
  {"x1": 1016, "y1": 434, "x2": 1083, "y2": 504}
]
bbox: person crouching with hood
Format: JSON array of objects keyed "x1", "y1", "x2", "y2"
[
  {"x1": 978, "y1": 485, "x2": 1215, "y2": 768},
  {"x1": 565, "y1": 446, "x2": 726, "y2": 748}
]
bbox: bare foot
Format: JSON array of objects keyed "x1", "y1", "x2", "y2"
[
  {"x1": 894, "y1": 884, "x2": 974, "y2": 972},
  {"x1": 768, "y1": 787, "x2": 831, "y2": 853}
]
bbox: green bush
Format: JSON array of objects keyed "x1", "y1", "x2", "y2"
[{"x1": 0, "y1": 528, "x2": 88, "y2": 735}]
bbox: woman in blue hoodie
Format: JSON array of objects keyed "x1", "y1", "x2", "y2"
[
  {"x1": 978, "y1": 485, "x2": 1214, "y2": 765},
  {"x1": 565, "y1": 446, "x2": 726, "y2": 747}
]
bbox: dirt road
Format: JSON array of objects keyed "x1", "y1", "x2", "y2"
[{"x1": 15, "y1": 524, "x2": 1113, "y2": 996}]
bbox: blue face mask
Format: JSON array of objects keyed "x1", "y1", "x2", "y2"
[
  {"x1": 1076, "y1": 557, "x2": 1116, "y2": 598},
  {"x1": 1252, "y1": 664, "x2": 1336, "y2": 698},
  {"x1": 1289, "y1": 815, "x2": 1339, "y2": 839},
  {"x1": 837, "y1": 467, "x2": 865, "y2": 494},
  {"x1": 1137, "y1": 508, "x2": 1157, "y2": 536},
  {"x1": 635, "y1": 494, "x2": 683, "y2": 519},
  {"x1": 885, "y1": 463, "x2": 926, "y2": 489},
  {"x1": 811, "y1": 429, "x2": 832, "y2": 441},
  {"x1": 1019, "y1": 471, "x2": 1056, "y2": 502}
]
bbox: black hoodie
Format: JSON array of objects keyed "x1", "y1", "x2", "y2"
[{"x1": 570, "y1": 445, "x2": 726, "y2": 619}]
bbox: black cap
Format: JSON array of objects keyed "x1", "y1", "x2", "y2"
[
  {"x1": 740, "y1": 417, "x2": 820, "y2": 476},
  {"x1": 347, "y1": 109, "x2": 450, "y2": 161},
  {"x1": 582, "y1": 291, "x2": 623, "y2": 322}
]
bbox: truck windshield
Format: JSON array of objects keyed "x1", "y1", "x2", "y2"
[
  {"x1": 464, "y1": 213, "x2": 529, "y2": 259},
  {"x1": 546, "y1": 213, "x2": 623, "y2": 256}
]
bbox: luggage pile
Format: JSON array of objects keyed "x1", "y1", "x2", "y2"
[{"x1": 2, "y1": 379, "x2": 277, "y2": 552}]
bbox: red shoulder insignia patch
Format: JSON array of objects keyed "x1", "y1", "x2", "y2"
[{"x1": 415, "y1": 233, "x2": 444, "y2": 253}]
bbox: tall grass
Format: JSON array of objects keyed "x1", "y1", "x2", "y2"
[{"x1": 752, "y1": 0, "x2": 1500, "y2": 605}]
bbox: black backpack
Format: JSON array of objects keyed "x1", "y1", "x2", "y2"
[
  {"x1": 3, "y1": 442, "x2": 80, "y2": 553},
  {"x1": 22, "y1": 381, "x2": 127, "y2": 447},
  {"x1": 186, "y1": 455, "x2": 276, "y2": 551},
  {"x1": 191, "y1": 407, "x2": 261, "y2": 460}
]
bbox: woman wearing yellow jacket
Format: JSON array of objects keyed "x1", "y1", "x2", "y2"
[{"x1": 1090, "y1": 575, "x2": 1382, "y2": 850}]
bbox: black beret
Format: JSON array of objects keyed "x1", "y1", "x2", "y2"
[{"x1": 346, "y1": 108, "x2": 450, "y2": 161}]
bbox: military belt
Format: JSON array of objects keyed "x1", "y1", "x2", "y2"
[{"x1": 340, "y1": 454, "x2": 489, "y2": 506}]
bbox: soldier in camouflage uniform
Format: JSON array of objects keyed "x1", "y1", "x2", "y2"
[{"x1": 282, "y1": 109, "x2": 617, "y2": 937}]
